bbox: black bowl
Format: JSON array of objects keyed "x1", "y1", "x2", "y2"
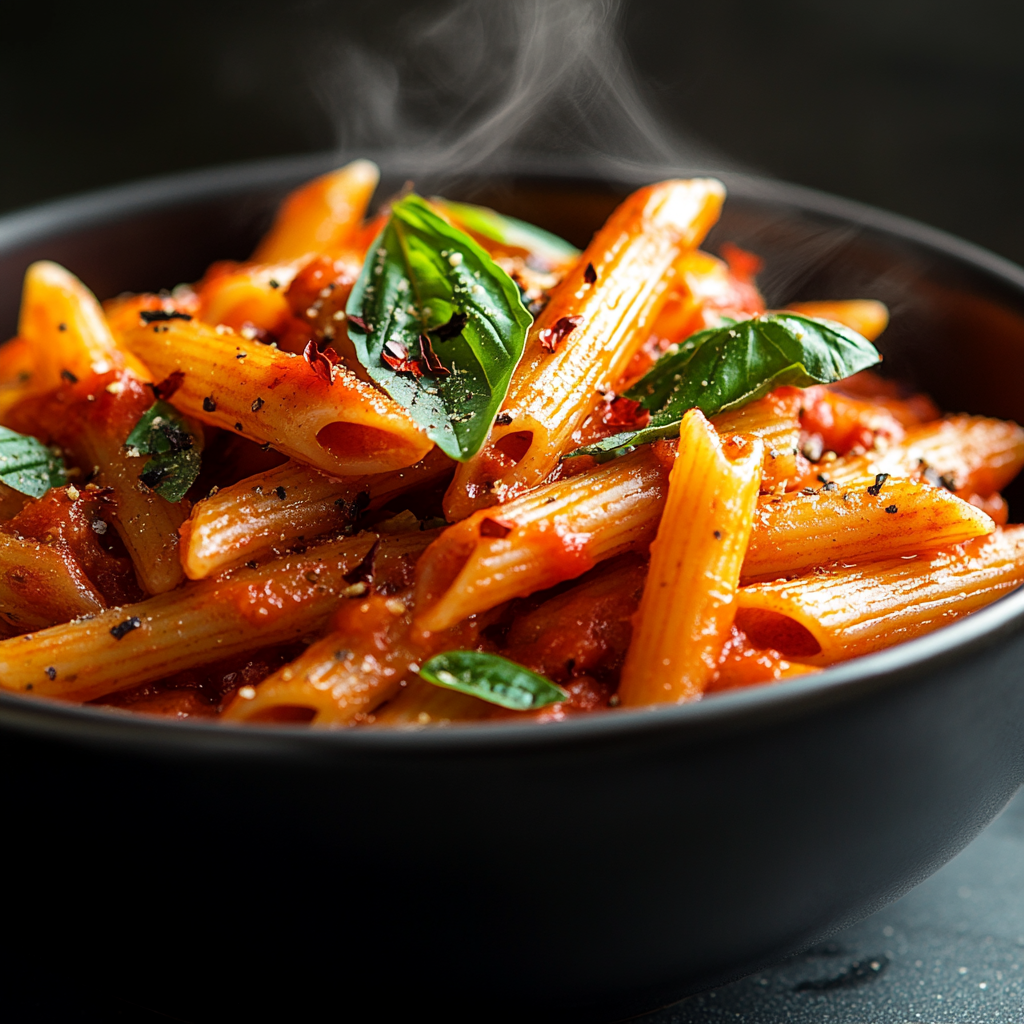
[{"x1": 3, "y1": 154, "x2": 1024, "y2": 1023}]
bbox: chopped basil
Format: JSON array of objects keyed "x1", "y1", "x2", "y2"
[
  {"x1": 346, "y1": 193, "x2": 532, "y2": 462},
  {"x1": 569, "y1": 313, "x2": 881, "y2": 461},
  {"x1": 125, "y1": 400, "x2": 203, "y2": 502},
  {"x1": 419, "y1": 650, "x2": 568, "y2": 711},
  {"x1": 0, "y1": 426, "x2": 67, "y2": 497}
]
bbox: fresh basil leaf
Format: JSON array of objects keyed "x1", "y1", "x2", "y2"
[
  {"x1": 570, "y1": 313, "x2": 881, "y2": 461},
  {"x1": 346, "y1": 193, "x2": 533, "y2": 462},
  {"x1": 432, "y1": 198, "x2": 580, "y2": 269},
  {"x1": 418, "y1": 650, "x2": 568, "y2": 711},
  {"x1": 125, "y1": 400, "x2": 203, "y2": 502},
  {"x1": 0, "y1": 426, "x2": 67, "y2": 497}
]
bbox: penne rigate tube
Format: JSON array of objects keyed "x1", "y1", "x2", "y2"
[
  {"x1": 618, "y1": 411, "x2": 763, "y2": 705},
  {"x1": 0, "y1": 532, "x2": 105, "y2": 629},
  {"x1": 735, "y1": 525, "x2": 1024, "y2": 665},
  {"x1": 117, "y1": 316, "x2": 432, "y2": 476},
  {"x1": 370, "y1": 677, "x2": 493, "y2": 727},
  {"x1": 62, "y1": 372, "x2": 190, "y2": 594},
  {"x1": 744, "y1": 475, "x2": 995, "y2": 581},
  {"x1": 416, "y1": 422, "x2": 998, "y2": 633},
  {"x1": 17, "y1": 261, "x2": 149, "y2": 395},
  {"x1": 782, "y1": 299, "x2": 889, "y2": 341},
  {"x1": 0, "y1": 533, "x2": 377, "y2": 702},
  {"x1": 415, "y1": 444, "x2": 672, "y2": 633},
  {"x1": 444, "y1": 178, "x2": 725, "y2": 519},
  {"x1": 823, "y1": 415, "x2": 1024, "y2": 497},
  {"x1": 180, "y1": 448, "x2": 452, "y2": 579},
  {"x1": 223, "y1": 594, "x2": 480, "y2": 727},
  {"x1": 253, "y1": 159, "x2": 380, "y2": 263}
]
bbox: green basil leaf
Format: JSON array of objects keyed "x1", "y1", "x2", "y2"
[
  {"x1": 432, "y1": 197, "x2": 580, "y2": 269},
  {"x1": 0, "y1": 426, "x2": 67, "y2": 497},
  {"x1": 125, "y1": 400, "x2": 203, "y2": 502},
  {"x1": 346, "y1": 193, "x2": 533, "y2": 462},
  {"x1": 569, "y1": 313, "x2": 881, "y2": 462},
  {"x1": 418, "y1": 650, "x2": 568, "y2": 711}
]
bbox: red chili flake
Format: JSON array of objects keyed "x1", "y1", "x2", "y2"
[
  {"x1": 432, "y1": 311, "x2": 468, "y2": 341},
  {"x1": 417, "y1": 334, "x2": 450, "y2": 377},
  {"x1": 479, "y1": 516, "x2": 515, "y2": 538},
  {"x1": 602, "y1": 394, "x2": 650, "y2": 429},
  {"x1": 381, "y1": 339, "x2": 425, "y2": 378},
  {"x1": 347, "y1": 314, "x2": 370, "y2": 333},
  {"x1": 538, "y1": 315, "x2": 584, "y2": 353},
  {"x1": 719, "y1": 242, "x2": 763, "y2": 281},
  {"x1": 584, "y1": 262, "x2": 597, "y2": 284},
  {"x1": 148, "y1": 370, "x2": 185, "y2": 401},
  {"x1": 304, "y1": 339, "x2": 334, "y2": 384}
]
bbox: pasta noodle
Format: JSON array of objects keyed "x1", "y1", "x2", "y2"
[
  {"x1": 618, "y1": 411, "x2": 763, "y2": 704},
  {"x1": 736, "y1": 526, "x2": 1024, "y2": 664},
  {"x1": 115, "y1": 316, "x2": 432, "y2": 476},
  {"x1": 1, "y1": 163, "x2": 1022, "y2": 727},
  {"x1": 180, "y1": 448, "x2": 451, "y2": 579},
  {"x1": 443, "y1": 178, "x2": 725, "y2": 519},
  {"x1": 0, "y1": 533, "x2": 376, "y2": 702}
]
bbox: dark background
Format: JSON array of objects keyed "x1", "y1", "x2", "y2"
[{"x1": 4, "y1": 0, "x2": 1024, "y2": 261}]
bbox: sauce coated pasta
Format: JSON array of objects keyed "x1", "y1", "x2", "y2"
[{"x1": 0, "y1": 161, "x2": 1021, "y2": 725}]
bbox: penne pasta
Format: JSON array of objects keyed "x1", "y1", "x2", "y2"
[
  {"x1": 252, "y1": 159, "x2": 380, "y2": 263},
  {"x1": 444, "y1": 178, "x2": 726, "y2": 519},
  {"x1": 180, "y1": 448, "x2": 452, "y2": 579},
  {"x1": 736, "y1": 525, "x2": 1024, "y2": 665},
  {"x1": 783, "y1": 299, "x2": 889, "y2": 341},
  {"x1": 370, "y1": 676, "x2": 493, "y2": 726},
  {"x1": 821, "y1": 415, "x2": 1024, "y2": 497},
  {"x1": 415, "y1": 443, "x2": 671, "y2": 632},
  {"x1": 0, "y1": 533, "x2": 376, "y2": 702},
  {"x1": 197, "y1": 261, "x2": 297, "y2": 335},
  {"x1": 7, "y1": 370, "x2": 191, "y2": 595},
  {"x1": 618, "y1": 411, "x2": 763, "y2": 705},
  {"x1": 17, "y1": 261, "x2": 149, "y2": 394},
  {"x1": 0, "y1": 531, "x2": 105, "y2": 629},
  {"x1": 744, "y1": 475, "x2": 995, "y2": 581},
  {"x1": 116, "y1": 315, "x2": 433, "y2": 476},
  {"x1": 224, "y1": 592, "x2": 479, "y2": 726}
]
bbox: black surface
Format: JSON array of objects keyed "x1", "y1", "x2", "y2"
[{"x1": 4, "y1": 156, "x2": 1024, "y2": 1021}]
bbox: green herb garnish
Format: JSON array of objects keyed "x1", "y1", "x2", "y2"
[
  {"x1": 418, "y1": 650, "x2": 568, "y2": 711},
  {"x1": 570, "y1": 313, "x2": 881, "y2": 461},
  {"x1": 125, "y1": 400, "x2": 203, "y2": 502},
  {"x1": 0, "y1": 426, "x2": 66, "y2": 497},
  {"x1": 346, "y1": 194, "x2": 532, "y2": 462},
  {"x1": 432, "y1": 198, "x2": 580, "y2": 269}
]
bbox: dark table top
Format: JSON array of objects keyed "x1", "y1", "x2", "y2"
[{"x1": 643, "y1": 788, "x2": 1024, "y2": 1023}]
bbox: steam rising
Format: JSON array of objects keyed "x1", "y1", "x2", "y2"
[{"x1": 315, "y1": 0, "x2": 733, "y2": 178}]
